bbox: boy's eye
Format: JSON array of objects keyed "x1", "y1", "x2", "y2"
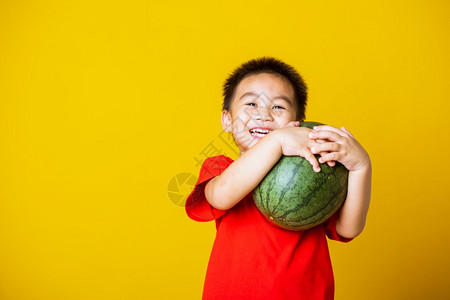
[
  {"x1": 273, "y1": 105, "x2": 285, "y2": 110},
  {"x1": 246, "y1": 102, "x2": 257, "y2": 107}
]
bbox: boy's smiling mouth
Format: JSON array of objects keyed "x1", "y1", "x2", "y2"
[{"x1": 249, "y1": 127, "x2": 273, "y2": 138}]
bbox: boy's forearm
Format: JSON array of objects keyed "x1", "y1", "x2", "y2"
[
  {"x1": 205, "y1": 132, "x2": 282, "y2": 210},
  {"x1": 336, "y1": 162, "x2": 372, "y2": 238}
]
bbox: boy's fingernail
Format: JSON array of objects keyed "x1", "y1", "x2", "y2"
[
  {"x1": 311, "y1": 147, "x2": 316, "y2": 153},
  {"x1": 309, "y1": 132, "x2": 315, "y2": 138}
]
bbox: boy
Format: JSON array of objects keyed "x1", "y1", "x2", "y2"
[{"x1": 186, "y1": 57, "x2": 371, "y2": 299}]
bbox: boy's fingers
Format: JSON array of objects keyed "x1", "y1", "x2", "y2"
[
  {"x1": 313, "y1": 125, "x2": 347, "y2": 137},
  {"x1": 314, "y1": 139, "x2": 327, "y2": 144},
  {"x1": 311, "y1": 142, "x2": 340, "y2": 154},
  {"x1": 321, "y1": 152, "x2": 336, "y2": 167},
  {"x1": 309, "y1": 130, "x2": 342, "y2": 142},
  {"x1": 304, "y1": 152, "x2": 321, "y2": 172},
  {"x1": 318, "y1": 152, "x2": 339, "y2": 164},
  {"x1": 325, "y1": 155, "x2": 336, "y2": 167},
  {"x1": 314, "y1": 150, "x2": 335, "y2": 167}
]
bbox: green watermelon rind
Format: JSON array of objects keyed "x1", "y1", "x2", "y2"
[{"x1": 252, "y1": 121, "x2": 349, "y2": 231}]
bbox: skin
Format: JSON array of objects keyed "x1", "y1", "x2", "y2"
[{"x1": 206, "y1": 72, "x2": 371, "y2": 239}]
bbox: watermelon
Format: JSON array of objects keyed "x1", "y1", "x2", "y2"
[{"x1": 252, "y1": 121, "x2": 349, "y2": 231}]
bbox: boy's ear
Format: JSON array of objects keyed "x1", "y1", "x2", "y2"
[{"x1": 221, "y1": 110, "x2": 232, "y2": 133}]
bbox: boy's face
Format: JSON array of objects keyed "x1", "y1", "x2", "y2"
[{"x1": 222, "y1": 72, "x2": 299, "y2": 154}]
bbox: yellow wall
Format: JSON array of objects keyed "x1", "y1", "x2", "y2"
[{"x1": 1, "y1": 1, "x2": 449, "y2": 299}]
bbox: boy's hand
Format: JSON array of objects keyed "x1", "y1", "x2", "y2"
[
  {"x1": 272, "y1": 123, "x2": 322, "y2": 173},
  {"x1": 281, "y1": 120, "x2": 336, "y2": 168},
  {"x1": 308, "y1": 125, "x2": 370, "y2": 172}
]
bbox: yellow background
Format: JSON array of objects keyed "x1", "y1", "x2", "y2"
[{"x1": 1, "y1": 0, "x2": 449, "y2": 299}]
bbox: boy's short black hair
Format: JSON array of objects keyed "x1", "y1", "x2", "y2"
[{"x1": 222, "y1": 56, "x2": 308, "y2": 120}]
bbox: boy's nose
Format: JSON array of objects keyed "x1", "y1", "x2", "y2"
[{"x1": 255, "y1": 107, "x2": 273, "y2": 121}]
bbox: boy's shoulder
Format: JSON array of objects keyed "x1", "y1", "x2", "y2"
[
  {"x1": 200, "y1": 155, "x2": 234, "y2": 176},
  {"x1": 202, "y1": 155, "x2": 234, "y2": 167}
]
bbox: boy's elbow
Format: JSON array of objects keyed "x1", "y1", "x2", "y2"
[
  {"x1": 205, "y1": 179, "x2": 234, "y2": 211},
  {"x1": 339, "y1": 228, "x2": 362, "y2": 239},
  {"x1": 336, "y1": 221, "x2": 366, "y2": 239},
  {"x1": 208, "y1": 198, "x2": 232, "y2": 211},
  {"x1": 207, "y1": 192, "x2": 234, "y2": 210}
]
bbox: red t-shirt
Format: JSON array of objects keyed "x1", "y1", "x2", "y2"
[{"x1": 186, "y1": 155, "x2": 352, "y2": 300}]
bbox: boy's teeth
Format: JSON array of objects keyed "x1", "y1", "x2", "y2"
[
  {"x1": 250, "y1": 128, "x2": 271, "y2": 137},
  {"x1": 251, "y1": 129, "x2": 270, "y2": 133},
  {"x1": 252, "y1": 132, "x2": 266, "y2": 137}
]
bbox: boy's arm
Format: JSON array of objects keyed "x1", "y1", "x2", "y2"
[
  {"x1": 205, "y1": 125, "x2": 320, "y2": 210},
  {"x1": 336, "y1": 164, "x2": 371, "y2": 238},
  {"x1": 309, "y1": 126, "x2": 372, "y2": 239}
]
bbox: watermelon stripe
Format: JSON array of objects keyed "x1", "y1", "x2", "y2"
[
  {"x1": 300, "y1": 176, "x2": 346, "y2": 220},
  {"x1": 278, "y1": 174, "x2": 326, "y2": 219},
  {"x1": 288, "y1": 182, "x2": 346, "y2": 227},
  {"x1": 271, "y1": 162, "x2": 301, "y2": 215},
  {"x1": 262, "y1": 166, "x2": 277, "y2": 213}
]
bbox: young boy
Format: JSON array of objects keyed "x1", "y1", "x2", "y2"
[{"x1": 186, "y1": 57, "x2": 371, "y2": 299}]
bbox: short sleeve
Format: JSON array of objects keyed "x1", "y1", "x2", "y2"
[
  {"x1": 185, "y1": 155, "x2": 234, "y2": 222},
  {"x1": 324, "y1": 211, "x2": 353, "y2": 243}
]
